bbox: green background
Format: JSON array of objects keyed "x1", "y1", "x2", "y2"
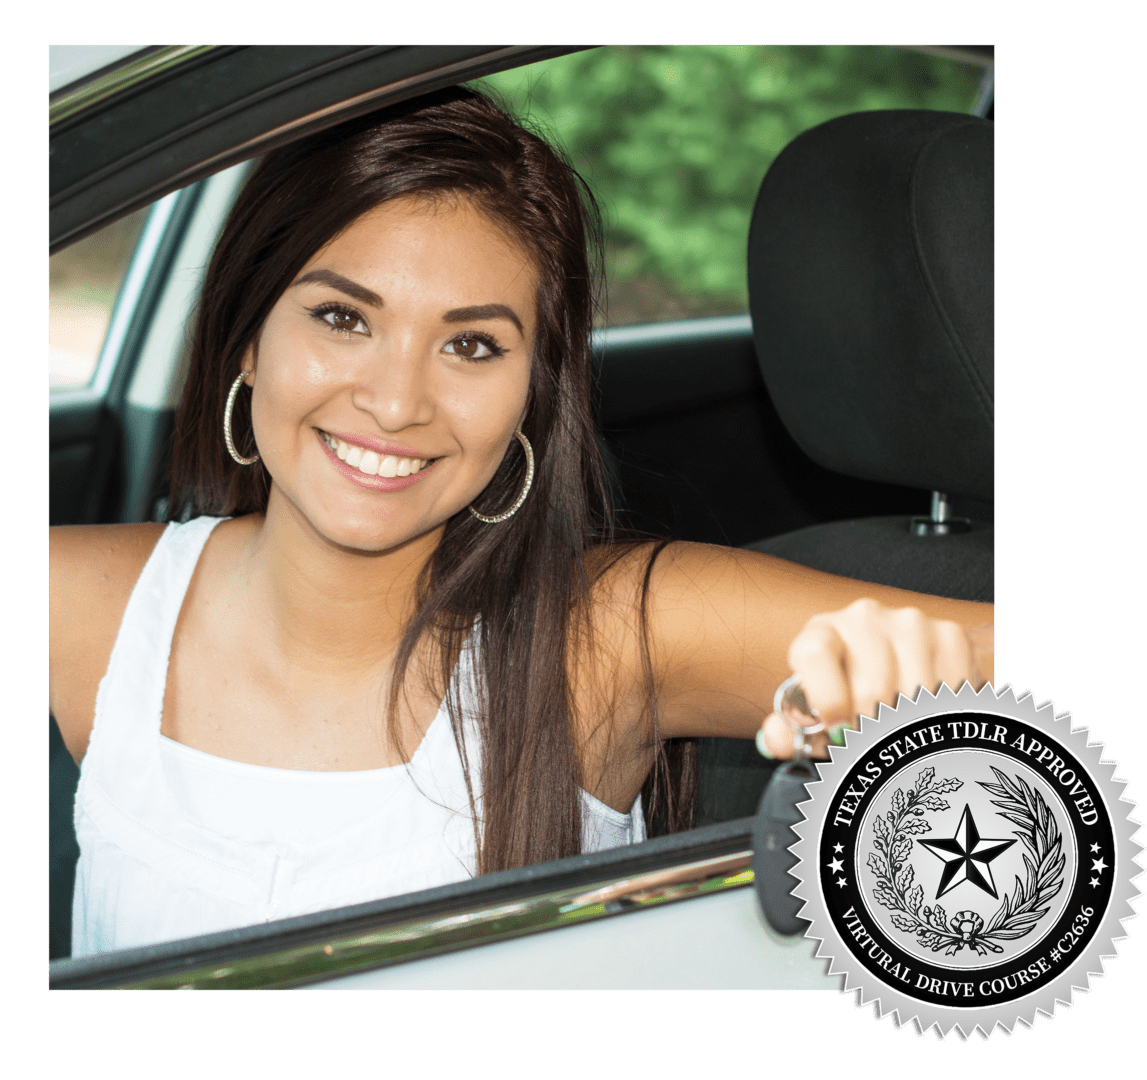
[
  {"x1": 20, "y1": 4, "x2": 1147, "y2": 1077},
  {"x1": 473, "y1": 46, "x2": 984, "y2": 325}
]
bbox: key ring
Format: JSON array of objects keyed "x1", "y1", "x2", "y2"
[
  {"x1": 757, "y1": 678, "x2": 839, "y2": 761},
  {"x1": 773, "y1": 674, "x2": 826, "y2": 760}
]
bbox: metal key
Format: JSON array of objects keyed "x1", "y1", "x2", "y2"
[{"x1": 752, "y1": 675, "x2": 825, "y2": 936}]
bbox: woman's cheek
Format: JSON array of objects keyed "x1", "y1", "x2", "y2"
[
  {"x1": 442, "y1": 375, "x2": 527, "y2": 445},
  {"x1": 275, "y1": 333, "x2": 345, "y2": 390},
  {"x1": 255, "y1": 347, "x2": 339, "y2": 429},
  {"x1": 303, "y1": 353, "x2": 337, "y2": 387}
]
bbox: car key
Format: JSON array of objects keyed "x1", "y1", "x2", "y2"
[{"x1": 752, "y1": 676, "x2": 832, "y2": 937}]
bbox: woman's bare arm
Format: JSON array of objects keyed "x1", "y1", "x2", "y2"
[
  {"x1": 49, "y1": 523, "x2": 167, "y2": 764},
  {"x1": 599, "y1": 541, "x2": 991, "y2": 748}
]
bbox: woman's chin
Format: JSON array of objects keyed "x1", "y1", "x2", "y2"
[{"x1": 309, "y1": 506, "x2": 447, "y2": 557}]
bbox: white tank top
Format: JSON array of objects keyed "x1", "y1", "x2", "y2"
[{"x1": 72, "y1": 516, "x2": 644, "y2": 957}]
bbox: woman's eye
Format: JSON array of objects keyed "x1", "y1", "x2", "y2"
[
  {"x1": 310, "y1": 305, "x2": 369, "y2": 336},
  {"x1": 445, "y1": 334, "x2": 504, "y2": 361}
]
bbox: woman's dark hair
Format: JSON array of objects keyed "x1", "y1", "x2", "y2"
[{"x1": 168, "y1": 85, "x2": 695, "y2": 873}]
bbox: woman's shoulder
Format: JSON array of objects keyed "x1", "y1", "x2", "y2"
[
  {"x1": 51, "y1": 520, "x2": 168, "y2": 571},
  {"x1": 51, "y1": 522, "x2": 170, "y2": 614},
  {"x1": 50, "y1": 522, "x2": 168, "y2": 762}
]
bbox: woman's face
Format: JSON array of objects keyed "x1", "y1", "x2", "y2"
[{"x1": 243, "y1": 194, "x2": 537, "y2": 553}]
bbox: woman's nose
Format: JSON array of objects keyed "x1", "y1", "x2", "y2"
[{"x1": 349, "y1": 341, "x2": 436, "y2": 431}]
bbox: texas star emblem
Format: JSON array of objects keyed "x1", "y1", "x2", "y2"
[{"x1": 789, "y1": 683, "x2": 1139, "y2": 1036}]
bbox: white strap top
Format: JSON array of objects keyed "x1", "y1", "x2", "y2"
[{"x1": 72, "y1": 516, "x2": 644, "y2": 957}]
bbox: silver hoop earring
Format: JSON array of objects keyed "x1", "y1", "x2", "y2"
[
  {"x1": 223, "y1": 373, "x2": 259, "y2": 466},
  {"x1": 469, "y1": 429, "x2": 535, "y2": 524}
]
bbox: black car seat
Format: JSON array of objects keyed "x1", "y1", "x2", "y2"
[
  {"x1": 747, "y1": 109, "x2": 993, "y2": 592},
  {"x1": 697, "y1": 110, "x2": 993, "y2": 825}
]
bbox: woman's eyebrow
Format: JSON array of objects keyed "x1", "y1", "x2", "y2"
[
  {"x1": 292, "y1": 269, "x2": 383, "y2": 308},
  {"x1": 443, "y1": 304, "x2": 523, "y2": 334}
]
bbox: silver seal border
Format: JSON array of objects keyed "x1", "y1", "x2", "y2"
[{"x1": 790, "y1": 682, "x2": 1141, "y2": 1036}]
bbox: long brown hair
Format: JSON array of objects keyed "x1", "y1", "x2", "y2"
[{"x1": 168, "y1": 86, "x2": 695, "y2": 873}]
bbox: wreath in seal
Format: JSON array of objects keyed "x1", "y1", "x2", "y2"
[{"x1": 867, "y1": 766, "x2": 1066, "y2": 956}]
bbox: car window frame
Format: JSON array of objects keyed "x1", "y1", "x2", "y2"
[{"x1": 50, "y1": 816, "x2": 757, "y2": 989}]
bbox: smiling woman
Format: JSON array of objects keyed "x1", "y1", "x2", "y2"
[{"x1": 49, "y1": 85, "x2": 992, "y2": 959}]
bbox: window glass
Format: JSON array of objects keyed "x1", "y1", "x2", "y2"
[
  {"x1": 473, "y1": 46, "x2": 985, "y2": 327},
  {"x1": 49, "y1": 206, "x2": 150, "y2": 389}
]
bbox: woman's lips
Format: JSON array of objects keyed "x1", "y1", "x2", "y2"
[{"x1": 316, "y1": 429, "x2": 435, "y2": 491}]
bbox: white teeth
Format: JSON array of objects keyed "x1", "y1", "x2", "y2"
[{"x1": 322, "y1": 432, "x2": 429, "y2": 479}]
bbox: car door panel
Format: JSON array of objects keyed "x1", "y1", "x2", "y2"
[
  {"x1": 50, "y1": 816, "x2": 797, "y2": 989},
  {"x1": 49, "y1": 394, "x2": 122, "y2": 527},
  {"x1": 309, "y1": 885, "x2": 829, "y2": 990}
]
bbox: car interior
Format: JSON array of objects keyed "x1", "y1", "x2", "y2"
[{"x1": 49, "y1": 45, "x2": 993, "y2": 965}]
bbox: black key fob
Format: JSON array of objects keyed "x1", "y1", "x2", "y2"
[{"x1": 752, "y1": 757, "x2": 818, "y2": 936}]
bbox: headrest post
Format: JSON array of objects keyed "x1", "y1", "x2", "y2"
[
  {"x1": 912, "y1": 490, "x2": 970, "y2": 537},
  {"x1": 931, "y1": 491, "x2": 951, "y2": 523}
]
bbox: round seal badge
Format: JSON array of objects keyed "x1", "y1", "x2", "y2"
[{"x1": 790, "y1": 683, "x2": 1139, "y2": 1035}]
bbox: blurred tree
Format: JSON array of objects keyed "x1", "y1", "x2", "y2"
[{"x1": 473, "y1": 46, "x2": 984, "y2": 325}]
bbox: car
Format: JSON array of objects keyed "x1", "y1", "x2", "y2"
[{"x1": 49, "y1": 43, "x2": 996, "y2": 989}]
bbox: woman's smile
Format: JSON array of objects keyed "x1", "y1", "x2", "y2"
[{"x1": 316, "y1": 428, "x2": 434, "y2": 490}]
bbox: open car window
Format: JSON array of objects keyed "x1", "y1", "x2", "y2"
[
  {"x1": 474, "y1": 45, "x2": 987, "y2": 327},
  {"x1": 50, "y1": 44, "x2": 993, "y2": 984},
  {"x1": 50, "y1": 207, "x2": 149, "y2": 391}
]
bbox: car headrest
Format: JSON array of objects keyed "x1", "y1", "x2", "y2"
[{"x1": 747, "y1": 110, "x2": 993, "y2": 501}]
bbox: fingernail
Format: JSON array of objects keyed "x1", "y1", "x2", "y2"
[
  {"x1": 756, "y1": 729, "x2": 775, "y2": 759},
  {"x1": 828, "y1": 726, "x2": 847, "y2": 746}
]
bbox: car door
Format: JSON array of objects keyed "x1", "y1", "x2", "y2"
[{"x1": 49, "y1": 44, "x2": 993, "y2": 984}]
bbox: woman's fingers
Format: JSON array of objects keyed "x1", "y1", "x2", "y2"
[
  {"x1": 967, "y1": 621, "x2": 994, "y2": 686},
  {"x1": 885, "y1": 606, "x2": 934, "y2": 707},
  {"x1": 785, "y1": 620, "x2": 852, "y2": 726},
  {"x1": 760, "y1": 600, "x2": 987, "y2": 761},
  {"x1": 931, "y1": 617, "x2": 976, "y2": 693},
  {"x1": 830, "y1": 603, "x2": 900, "y2": 724},
  {"x1": 790, "y1": 600, "x2": 900, "y2": 725},
  {"x1": 758, "y1": 711, "x2": 829, "y2": 760}
]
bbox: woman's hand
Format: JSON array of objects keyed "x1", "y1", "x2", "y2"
[{"x1": 757, "y1": 599, "x2": 993, "y2": 760}]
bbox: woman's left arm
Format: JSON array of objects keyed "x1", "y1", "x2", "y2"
[{"x1": 643, "y1": 543, "x2": 992, "y2": 758}]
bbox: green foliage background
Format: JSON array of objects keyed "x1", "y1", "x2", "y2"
[{"x1": 472, "y1": 47, "x2": 984, "y2": 325}]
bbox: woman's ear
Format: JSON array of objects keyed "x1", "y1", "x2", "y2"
[{"x1": 240, "y1": 345, "x2": 257, "y2": 387}]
